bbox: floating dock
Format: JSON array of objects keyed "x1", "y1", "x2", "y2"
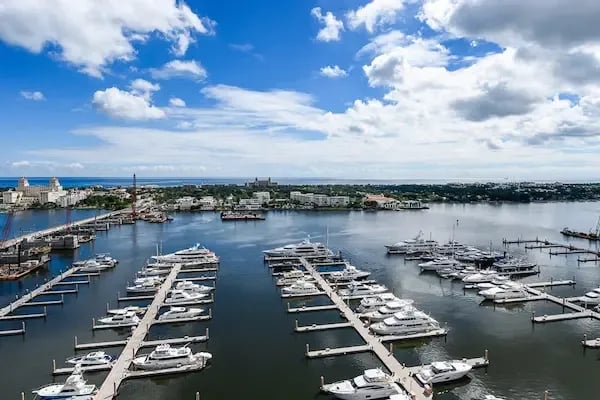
[
  {"x1": 0, "y1": 322, "x2": 25, "y2": 336},
  {"x1": 74, "y1": 331, "x2": 209, "y2": 350},
  {"x1": 306, "y1": 343, "x2": 372, "y2": 358},
  {"x1": 287, "y1": 304, "x2": 338, "y2": 313},
  {"x1": 294, "y1": 321, "x2": 352, "y2": 332}
]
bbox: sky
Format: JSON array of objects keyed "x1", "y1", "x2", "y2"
[{"x1": 1, "y1": 0, "x2": 600, "y2": 180}]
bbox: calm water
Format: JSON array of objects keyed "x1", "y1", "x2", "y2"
[{"x1": 1, "y1": 202, "x2": 600, "y2": 400}]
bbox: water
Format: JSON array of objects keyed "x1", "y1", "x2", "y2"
[{"x1": 1, "y1": 202, "x2": 600, "y2": 400}]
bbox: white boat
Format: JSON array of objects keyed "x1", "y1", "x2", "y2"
[
  {"x1": 95, "y1": 253, "x2": 118, "y2": 266},
  {"x1": 165, "y1": 290, "x2": 209, "y2": 304},
  {"x1": 479, "y1": 283, "x2": 528, "y2": 300},
  {"x1": 385, "y1": 231, "x2": 438, "y2": 254},
  {"x1": 370, "y1": 310, "x2": 441, "y2": 336},
  {"x1": 415, "y1": 360, "x2": 472, "y2": 384},
  {"x1": 436, "y1": 241, "x2": 467, "y2": 255},
  {"x1": 32, "y1": 366, "x2": 97, "y2": 398},
  {"x1": 107, "y1": 306, "x2": 146, "y2": 315},
  {"x1": 263, "y1": 237, "x2": 333, "y2": 258},
  {"x1": 158, "y1": 306, "x2": 204, "y2": 321},
  {"x1": 581, "y1": 288, "x2": 600, "y2": 304},
  {"x1": 483, "y1": 396, "x2": 506, "y2": 400},
  {"x1": 97, "y1": 311, "x2": 140, "y2": 325},
  {"x1": 338, "y1": 282, "x2": 388, "y2": 297},
  {"x1": 66, "y1": 351, "x2": 112, "y2": 366},
  {"x1": 328, "y1": 264, "x2": 370, "y2": 282},
  {"x1": 173, "y1": 281, "x2": 214, "y2": 294},
  {"x1": 137, "y1": 267, "x2": 168, "y2": 277},
  {"x1": 77, "y1": 260, "x2": 111, "y2": 273},
  {"x1": 360, "y1": 300, "x2": 415, "y2": 322},
  {"x1": 281, "y1": 280, "x2": 320, "y2": 295},
  {"x1": 132, "y1": 344, "x2": 212, "y2": 370},
  {"x1": 356, "y1": 293, "x2": 400, "y2": 313},
  {"x1": 419, "y1": 258, "x2": 464, "y2": 271},
  {"x1": 462, "y1": 270, "x2": 501, "y2": 283},
  {"x1": 493, "y1": 258, "x2": 537, "y2": 274},
  {"x1": 174, "y1": 244, "x2": 212, "y2": 257},
  {"x1": 321, "y1": 368, "x2": 399, "y2": 400},
  {"x1": 127, "y1": 277, "x2": 163, "y2": 293}
]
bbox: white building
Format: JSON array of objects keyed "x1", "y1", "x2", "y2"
[
  {"x1": 2, "y1": 190, "x2": 22, "y2": 204},
  {"x1": 312, "y1": 194, "x2": 330, "y2": 207},
  {"x1": 176, "y1": 196, "x2": 198, "y2": 211},
  {"x1": 253, "y1": 191, "x2": 271, "y2": 205},
  {"x1": 329, "y1": 196, "x2": 350, "y2": 207},
  {"x1": 290, "y1": 191, "x2": 350, "y2": 207},
  {"x1": 199, "y1": 196, "x2": 218, "y2": 210},
  {"x1": 11, "y1": 177, "x2": 67, "y2": 204},
  {"x1": 238, "y1": 198, "x2": 262, "y2": 210},
  {"x1": 56, "y1": 190, "x2": 90, "y2": 207}
]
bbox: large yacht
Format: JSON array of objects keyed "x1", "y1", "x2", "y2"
[
  {"x1": 97, "y1": 311, "x2": 140, "y2": 326},
  {"x1": 338, "y1": 282, "x2": 388, "y2": 297},
  {"x1": 436, "y1": 241, "x2": 467, "y2": 255},
  {"x1": 360, "y1": 300, "x2": 415, "y2": 322},
  {"x1": 263, "y1": 237, "x2": 333, "y2": 258},
  {"x1": 165, "y1": 290, "x2": 209, "y2": 304},
  {"x1": 94, "y1": 253, "x2": 118, "y2": 266},
  {"x1": 356, "y1": 293, "x2": 400, "y2": 313},
  {"x1": 580, "y1": 288, "x2": 600, "y2": 304},
  {"x1": 385, "y1": 232, "x2": 438, "y2": 254},
  {"x1": 276, "y1": 270, "x2": 314, "y2": 286},
  {"x1": 132, "y1": 344, "x2": 212, "y2": 370},
  {"x1": 370, "y1": 310, "x2": 441, "y2": 336},
  {"x1": 462, "y1": 270, "x2": 502, "y2": 284},
  {"x1": 126, "y1": 278, "x2": 162, "y2": 293},
  {"x1": 321, "y1": 368, "x2": 400, "y2": 400},
  {"x1": 328, "y1": 264, "x2": 370, "y2": 282},
  {"x1": 479, "y1": 283, "x2": 528, "y2": 300},
  {"x1": 66, "y1": 351, "x2": 112, "y2": 366},
  {"x1": 419, "y1": 258, "x2": 464, "y2": 271},
  {"x1": 158, "y1": 306, "x2": 204, "y2": 321},
  {"x1": 107, "y1": 305, "x2": 146, "y2": 315},
  {"x1": 415, "y1": 360, "x2": 472, "y2": 384},
  {"x1": 281, "y1": 280, "x2": 320, "y2": 295},
  {"x1": 78, "y1": 260, "x2": 111, "y2": 273},
  {"x1": 32, "y1": 366, "x2": 97, "y2": 399},
  {"x1": 493, "y1": 258, "x2": 537, "y2": 275},
  {"x1": 173, "y1": 281, "x2": 214, "y2": 294}
]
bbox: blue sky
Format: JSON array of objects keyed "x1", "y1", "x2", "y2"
[{"x1": 1, "y1": 0, "x2": 600, "y2": 180}]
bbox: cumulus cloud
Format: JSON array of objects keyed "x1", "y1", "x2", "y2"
[
  {"x1": 320, "y1": 65, "x2": 347, "y2": 78},
  {"x1": 92, "y1": 80, "x2": 165, "y2": 121},
  {"x1": 169, "y1": 97, "x2": 186, "y2": 107},
  {"x1": 20, "y1": 91, "x2": 45, "y2": 101},
  {"x1": 347, "y1": 0, "x2": 409, "y2": 33},
  {"x1": 150, "y1": 59, "x2": 207, "y2": 80},
  {"x1": 311, "y1": 7, "x2": 344, "y2": 42},
  {"x1": 0, "y1": 0, "x2": 215, "y2": 77}
]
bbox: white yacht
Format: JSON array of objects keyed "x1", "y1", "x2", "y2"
[
  {"x1": 493, "y1": 258, "x2": 537, "y2": 274},
  {"x1": 137, "y1": 267, "x2": 168, "y2": 277},
  {"x1": 126, "y1": 280, "x2": 162, "y2": 294},
  {"x1": 385, "y1": 232, "x2": 438, "y2": 254},
  {"x1": 78, "y1": 261, "x2": 111, "y2": 273},
  {"x1": 360, "y1": 300, "x2": 415, "y2": 322},
  {"x1": 328, "y1": 264, "x2": 370, "y2": 282},
  {"x1": 436, "y1": 241, "x2": 467, "y2": 255},
  {"x1": 263, "y1": 237, "x2": 333, "y2": 258},
  {"x1": 356, "y1": 293, "x2": 400, "y2": 313},
  {"x1": 338, "y1": 282, "x2": 388, "y2": 297},
  {"x1": 66, "y1": 351, "x2": 112, "y2": 366},
  {"x1": 132, "y1": 344, "x2": 212, "y2": 370},
  {"x1": 415, "y1": 360, "x2": 472, "y2": 384},
  {"x1": 165, "y1": 290, "x2": 209, "y2": 304},
  {"x1": 95, "y1": 253, "x2": 118, "y2": 266},
  {"x1": 158, "y1": 306, "x2": 204, "y2": 321},
  {"x1": 174, "y1": 244, "x2": 212, "y2": 257},
  {"x1": 32, "y1": 366, "x2": 97, "y2": 399},
  {"x1": 173, "y1": 281, "x2": 214, "y2": 294},
  {"x1": 107, "y1": 306, "x2": 146, "y2": 315},
  {"x1": 419, "y1": 258, "x2": 463, "y2": 271},
  {"x1": 479, "y1": 283, "x2": 528, "y2": 300},
  {"x1": 370, "y1": 310, "x2": 441, "y2": 336},
  {"x1": 281, "y1": 280, "x2": 320, "y2": 295},
  {"x1": 581, "y1": 288, "x2": 600, "y2": 304},
  {"x1": 321, "y1": 368, "x2": 399, "y2": 400},
  {"x1": 276, "y1": 271, "x2": 314, "y2": 286},
  {"x1": 97, "y1": 311, "x2": 140, "y2": 326},
  {"x1": 462, "y1": 270, "x2": 501, "y2": 283}
]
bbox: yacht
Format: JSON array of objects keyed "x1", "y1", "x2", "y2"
[
  {"x1": 78, "y1": 260, "x2": 111, "y2": 273},
  {"x1": 276, "y1": 270, "x2": 314, "y2": 286},
  {"x1": 107, "y1": 306, "x2": 146, "y2": 315},
  {"x1": 493, "y1": 258, "x2": 537, "y2": 274},
  {"x1": 479, "y1": 283, "x2": 529, "y2": 300},
  {"x1": 165, "y1": 290, "x2": 209, "y2": 304},
  {"x1": 137, "y1": 267, "x2": 168, "y2": 277},
  {"x1": 174, "y1": 244, "x2": 212, "y2": 257},
  {"x1": 356, "y1": 293, "x2": 400, "y2": 313},
  {"x1": 281, "y1": 280, "x2": 320, "y2": 295},
  {"x1": 419, "y1": 258, "x2": 464, "y2": 271},
  {"x1": 66, "y1": 351, "x2": 112, "y2": 366},
  {"x1": 338, "y1": 282, "x2": 388, "y2": 297},
  {"x1": 32, "y1": 366, "x2": 97, "y2": 399},
  {"x1": 263, "y1": 237, "x2": 333, "y2": 258},
  {"x1": 462, "y1": 270, "x2": 501, "y2": 284},
  {"x1": 132, "y1": 344, "x2": 212, "y2": 370},
  {"x1": 385, "y1": 232, "x2": 438, "y2": 254},
  {"x1": 436, "y1": 241, "x2": 467, "y2": 255},
  {"x1": 580, "y1": 288, "x2": 600, "y2": 304},
  {"x1": 328, "y1": 264, "x2": 371, "y2": 282},
  {"x1": 158, "y1": 306, "x2": 204, "y2": 321},
  {"x1": 321, "y1": 368, "x2": 399, "y2": 400},
  {"x1": 94, "y1": 253, "x2": 118, "y2": 266},
  {"x1": 415, "y1": 360, "x2": 472, "y2": 384},
  {"x1": 360, "y1": 300, "x2": 415, "y2": 322},
  {"x1": 126, "y1": 279, "x2": 162, "y2": 294},
  {"x1": 370, "y1": 310, "x2": 441, "y2": 336},
  {"x1": 97, "y1": 311, "x2": 140, "y2": 326},
  {"x1": 174, "y1": 281, "x2": 214, "y2": 294}
]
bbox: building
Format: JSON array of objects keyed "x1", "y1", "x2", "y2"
[
  {"x1": 329, "y1": 196, "x2": 350, "y2": 207},
  {"x1": 247, "y1": 177, "x2": 278, "y2": 188},
  {"x1": 2, "y1": 190, "x2": 22, "y2": 204},
  {"x1": 199, "y1": 196, "x2": 218, "y2": 210},
  {"x1": 176, "y1": 196, "x2": 198, "y2": 211},
  {"x1": 364, "y1": 194, "x2": 401, "y2": 209},
  {"x1": 289, "y1": 191, "x2": 350, "y2": 208},
  {"x1": 312, "y1": 194, "x2": 330, "y2": 207},
  {"x1": 56, "y1": 190, "x2": 90, "y2": 208},
  {"x1": 253, "y1": 191, "x2": 271, "y2": 205},
  {"x1": 238, "y1": 198, "x2": 262, "y2": 210},
  {"x1": 10, "y1": 177, "x2": 67, "y2": 204}
]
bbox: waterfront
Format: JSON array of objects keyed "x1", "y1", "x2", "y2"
[{"x1": 1, "y1": 202, "x2": 600, "y2": 399}]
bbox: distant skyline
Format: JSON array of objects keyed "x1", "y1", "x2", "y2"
[{"x1": 1, "y1": 1, "x2": 600, "y2": 180}]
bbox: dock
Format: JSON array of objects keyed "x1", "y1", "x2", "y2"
[
  {"x1": 281, "y1": 291, "x2": 326, "y2": 298},
  {"x1": 306, "y1": 344, "x2": 372, "y2": 358},
  {"x1": 287, "y1": 304, "x2": 338, "y2": 313},
  {"x1": 53, "y1": 363, "x2": 113, "y2": 375},
  {"x1": 503, "y1": 238, "x2": 600, "y2": 257},
  {"x1": 294, "y1": 321, "x2": 353, "y2": 332},
  {"x1": 0, "y1": 307, "x2": 46, "y2": 321},
  {"x1": 0, "y1": 322, "x2": 25, "y2": 336},
  {"x1": 74, "y1": 331, "x2": 209, "y2": 350},
  {"x1": 405, "y1": 356, "x2": 489, "y2": 375}
]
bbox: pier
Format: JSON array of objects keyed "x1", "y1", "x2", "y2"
[{"x1": 503, "y1": 238, "x2": 600, "y2": 258}]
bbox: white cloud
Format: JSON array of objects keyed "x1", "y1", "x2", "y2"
[
  {"x1": 92, "y1": 80, "x2": 165, "y2": 121},
  {"x1": 169, "y1": 97, "x2": 186, "y2": 107},
  {"x1": 319, "y1": 65, "x2": 348, "y2": 78},
  {"x1": 0, "y1": 0, "x2": 215, "y2": 77},
  {"x1": 150, "y1": 59, "x2": 207, "y2": 80},
  {"x1": 347, "y1": 0, "x2": 409, "y2": 33},
  {"x1": 20, "y1": 91, "x2": 45, "y2": 101},
  {"x1": 10, "y1": 160, "x2": 84, "y2": 169},
  {"x1": 311, "y1": 7, "x2": 344, "y2": 42}
]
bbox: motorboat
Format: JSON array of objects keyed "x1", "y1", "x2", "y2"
[
  {"x1": 338, "y1": 282, "x2": 388, "y2": 297},
  {"x1": 580, "y1": 288, "x2": 600, "y2": 304},
  {"x1": 127, "y1": 277, "x2": 163, "y2": 293},
  {"x1": 385, "y1": 231, "x2": 438, "y2": 254},
  {"x1": 97, "y1": 311, "x2": 140, "y2": 326},
  {"x1": 415, "y1": 360, "x2": 472, "y2": 384},
  {"x1": 77, "y1": 260, "x2": 111, "y2": 273},
  {"x1": 281, "y1": 280, "x2": 320, "y2": 295},
  {"x1": 482, "y1": 396, "x2": 506, "y2": 400},
  {"x1": 370, "y1": 310, "x2": 441, "y2": 336},
  {"x1": 158, "y1": 306, "x2": 204, "y2": 321},
  {"x1": 436, "y1": 241, "x2": 467, "y2": 255},
  {"x1": 32, "y1": 366, "x2": 97, "y2": 398},
  {"x1": 132, "y1": 344, "x2": 212, "y2": 370},
  {"x1": 479, "y1": 283, "x2": 529, "y2": 300},
  {"x1": 94, "y1": 253, "x2": 118, "y2": 266},
  {"x1": 419, "y1": 258, "x2": 464, "y2": 271},
  {"x1": 165, "y1": 290, "x2": 209, "y2": 304},
  {"x1": 173, "y1": 280, "x2": 214, "y2": 294},
  {"x1": 328, "y1": 264, "x2": 370, "y2": 282},
  {"x1": 174, "y1": 244, "x2": 212, "y2": 257},
  {"x1": 263, "y1": 237, "x2": 333, "y2": 258},
  {"x1": 66, "y1": 351, "x2": 112, "y2": 366},
  {"x1": 475, "y1": 282, "x2": 496, "y2": 290},
  {"x1": 137, "y1": 267, "x2": 169, "y2": 277},
  {"x1": 107, "y1": 306, "x2": 146, "y2": 315},
  {"x1": 360, "y1": 300, "x2": 415, "y2": 322},
  {"x1": 356, "y1": 293, "x2": 399, "y2": 313},
  {"x1": 321, "y1": 368, "x2": 400, "y2": 400},
  {"x1": 276, "y1": 271, "x2": 314, "y2": 286},
  {"x1": 493, "y1": 258, "x2": 537, "y2": 274},
  {"x1": 463, "y1": 270, "x2": 501, "y2": 284}
]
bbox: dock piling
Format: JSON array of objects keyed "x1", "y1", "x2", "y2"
[
  {"x1": 305, "y1": 343, "x2": 309, "y2": 355},
  {"x1": 320, "y1": 376, "x2": 324, "y2": 389}
]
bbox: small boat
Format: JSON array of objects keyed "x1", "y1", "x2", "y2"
[
  {"x1": 107, "y1": 306, "x2": 146, "y2": 315},
  {"x1": 415, "y1": 360, "x2": 472, "y2": 384},
  {"x1": 321, "y1": 368, "x2": 399, "y2": 400},
  {"x1": 97, "y1": 311, "x2": 140, "y2": 326},
  {"x1": 338, "y1": 282, "x2": 388, "y2": 297},
  {"x1": 132, "y1": 344, "x2": 212, "y2": 370},
  {"x1": 158, "y1": 306, "x2": 204, "y2": 321},
  {"x1": 281, "y1": 280, "x2": 320, "y2": 295},
  {"x1": 173, "y1": 281, "x2": 214, "y2": 294},
  {"x1": 356, "y1": 293, "x2": 400, "y2": 313},
  {"x1": 328, "y1": 264, "x2": 371, "y2": 282},
  {"x1": 165, "y1": 290, "x2": 209, "y2": 304},
  {"x1": 66, "y1": 351, "x2": 112, "y2": 366},
  {"x1": 32, "y1": 366, "x2": 97, "y2": 398}
]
